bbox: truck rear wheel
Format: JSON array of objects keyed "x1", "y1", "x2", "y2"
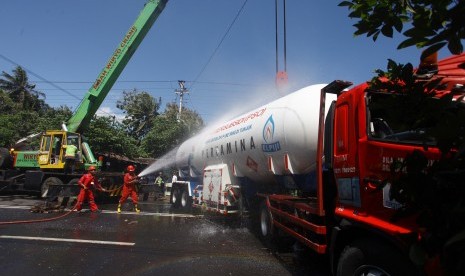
[
  {"x1": 171, "y1": 186, "x2": 180, "y2": 208},
  {"x1": 336, "y1": 238, "x2": 417, "y2": 276},
  {"x1": 41, "y1": 177, "x2": 63, "y2": 199},
  {"x1": 260, "y1": 200, "x2": 277, "y2": 241}
]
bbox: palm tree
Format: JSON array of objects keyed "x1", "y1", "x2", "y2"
[{"x1": 0, "y1": 66, "x2": 45, "y2": 110}]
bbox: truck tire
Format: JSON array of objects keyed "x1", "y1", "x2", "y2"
[
  {"x1": 237, "y1": 195, "x2": 245, "y2": 217},
  {"x1": 0, "y1": 147, "x2": 12, "y2": 169},
  {"x1": 260, "y1": 200, "x2": 277, "y2": 242},
  {"x1": 180, "y1": 188, "x2": 192, "y2": 210},
  {"x1": 171, "y1": 186, "x2": 180, "y2": 208},
  {"x1": 58, "y1": 178, "x2": 79, "y2": 207},
  {"x1": 41, "y1": 177, "x2": 63, "y2": 200},
  {"x1": 65, "y1": 178, "x2": 79, "y2": 195},
  {"x1": 336, "y1": 238, "x2": 417, "y2": 276}
]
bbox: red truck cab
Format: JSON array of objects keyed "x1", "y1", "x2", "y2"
[{"x1": 329, "y1": 53, "x2": 465, "y2": 275}]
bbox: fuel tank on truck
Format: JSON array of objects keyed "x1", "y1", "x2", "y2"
[{"x1": 175, "y1": 84, "x2": 336, "y2": 184}]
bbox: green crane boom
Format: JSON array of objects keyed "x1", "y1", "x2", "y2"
[{"x1": 66, "y1": 0, "x2": 168, "y2": 133}]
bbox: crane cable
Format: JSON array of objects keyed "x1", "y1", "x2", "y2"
[
  {"x1": 275, "y1": 0, "x2": 288, "y2": 88},
  {"x1": 275, "y1": 0, "x2": 287, "y2": 74}
]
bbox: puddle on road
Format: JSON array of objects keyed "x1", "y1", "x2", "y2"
[{"x1": 189, "y1": 219, "x2": 249, "y2": 239}]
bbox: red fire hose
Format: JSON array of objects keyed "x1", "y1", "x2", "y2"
[
  {"x1": 0, "y1": 200, "x2": 79, "y2": 225},
  {"x1": 0, "y1": 187, "x2": 122, "y2": 225}
]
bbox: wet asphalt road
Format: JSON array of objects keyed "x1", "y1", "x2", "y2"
[{"x1": 0, "y1": 195, "x2": 329, "y2": 276}]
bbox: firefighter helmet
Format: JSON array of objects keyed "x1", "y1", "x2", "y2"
[
  {"x1": 88, "y1": 166, "x2": 96, "y2": 171},
  {"x1": 127, "y1": 165, "x2": 135, "y2": 172}
]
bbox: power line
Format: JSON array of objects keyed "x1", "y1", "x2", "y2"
[
  {"x1": 37, "y1": 88, "x2": 169, "y2": 91},
  {"x1": 0, "y1": 53, "x2": 114, "y2": 117},
  {"x1": 32, "y1": 80, "x2": 257, "y2": 87},
  {"x1": 171, "y1": 1, "x2": 249, "y2": 116},
  {"x1": 191, "y1": 0, "x2": 249, "y2": 88},
  {"x1": 32, "y1": 80, "x2": 175, "y2": 84},
  {"x1": 0, "y1": 53, "x2": 79, "y2": 101},
  {"x1": 1, "y1": 0, "x2": 252, "y2": 122}
]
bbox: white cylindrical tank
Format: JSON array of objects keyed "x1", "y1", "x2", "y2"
[{"x1": 176, "y1": 84, "x2": 336, "y2": 183}]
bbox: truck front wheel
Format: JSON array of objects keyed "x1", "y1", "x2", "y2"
[
  {"x1": 0, "y1": 147, "x2": 12, "y2": 169},
  {"x1": 180, "y1": 188, "x2": 191, "y2": 209},
  {"x1": 336, "y1": 238, "x2": 417, "y2": 276}
]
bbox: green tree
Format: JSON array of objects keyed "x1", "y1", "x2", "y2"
[
  {"x1": 0, "y1": 106, "x2": 72, "y2": 150},
  {"x1": 116, "y1": 89, "x2": 161, "y2": 141},
  {"x1": 0, "y1": 67, "x2": 147, "y2": 161},
  {"x1": 164, "y1": 102, "x2": 204, "y2": 135},
  {"x1": 141, "y1": 103, "x2": 204, "y2": 158},
  {"x1": 141, "y1": 116, "x2": 188, "y2": 158},
  {"x1": 0, "y1": 66, "x2": 46, "y2": 111},
  {"x1": 0, "y1": 114, "x2": 18, "y2": 147},
  {"x1": 86, "y1": 116, "x2": 144, "y2": 159},
  {"x1": 339, "y1": 0, "x2": 464, "y2": 57},
  {"x1": 0, "y1": 74, "x2": 56, "y2": 148},
  {"x1": 0, "y1": 89, "x2": 16, "y2": 114},
  {"x1": 35, "y1": 106, "x2": 73, "y2": 132},
  {"x1": 0, "y1": 111, "x2": 41, "y2": 148}
]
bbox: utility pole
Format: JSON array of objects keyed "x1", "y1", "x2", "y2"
[
  {"x1": 275, "y1": 0, "x2": 288, "y2": 91},
  {"x1": 175, "y1": 80, "x2": 189, "y2": 122}
]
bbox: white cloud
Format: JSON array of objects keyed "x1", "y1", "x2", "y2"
[{"x1": 96, "y1": 106, "x2": 125, "y2": 123}]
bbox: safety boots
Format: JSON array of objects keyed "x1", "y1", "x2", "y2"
[{"x1": 117, "y1": 204, "x2": 140, "y2": 213}]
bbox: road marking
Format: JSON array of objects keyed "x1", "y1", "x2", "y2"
[
  {"x1": 0, "y1": 205, "x2": 31, "y2": 210},
  {"x1": 0, "y1": 205, "x2": 201, "y2": 218},
  {"x1": 0, "y1": 235, "x2": 135, "y2": 246},
  {"x1": 104, "y1": 210, "x2": 200, "y2": 218}
]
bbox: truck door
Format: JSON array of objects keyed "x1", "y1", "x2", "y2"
[
  {"x1": 38, "y1": 134, "x2": 52, "y2": 165},
  {"x1": 362, "y1": 92, "x2": 441, "y2": 216},
  {"x1": 51, "y1": 134, "x2": 64, "y2": 164},
  {"x1": 333, "y1": 92, "x2": 361, "y2": 209}
]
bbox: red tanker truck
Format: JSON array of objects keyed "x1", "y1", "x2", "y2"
[{"x1": 143, "y1": 53, "x2": 465, "y2": 275}]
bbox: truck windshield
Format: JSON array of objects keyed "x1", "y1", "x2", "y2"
[{"x1": 366, "y1": 92, "x2": 437, "y2": 145}]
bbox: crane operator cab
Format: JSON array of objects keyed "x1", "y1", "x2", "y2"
[{"x1": 38, "y1": 130, "x2": 83, "y2": 171}]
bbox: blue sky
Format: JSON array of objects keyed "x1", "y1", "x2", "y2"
[{"x1": 0, "y1": 0, "x2": 448, "y2": 126}]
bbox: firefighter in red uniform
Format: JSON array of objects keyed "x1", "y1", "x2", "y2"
[
  {"x1": 75, "y1": 166, "x2": 105, "y2": 212},
  {"x1": 117, "y1": 165, "x2": 140, "y2": 213}
]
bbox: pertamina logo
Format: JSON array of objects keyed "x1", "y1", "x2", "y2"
[{"x1": 261, "y1": 115, "x2": 281, "y2": 152}]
